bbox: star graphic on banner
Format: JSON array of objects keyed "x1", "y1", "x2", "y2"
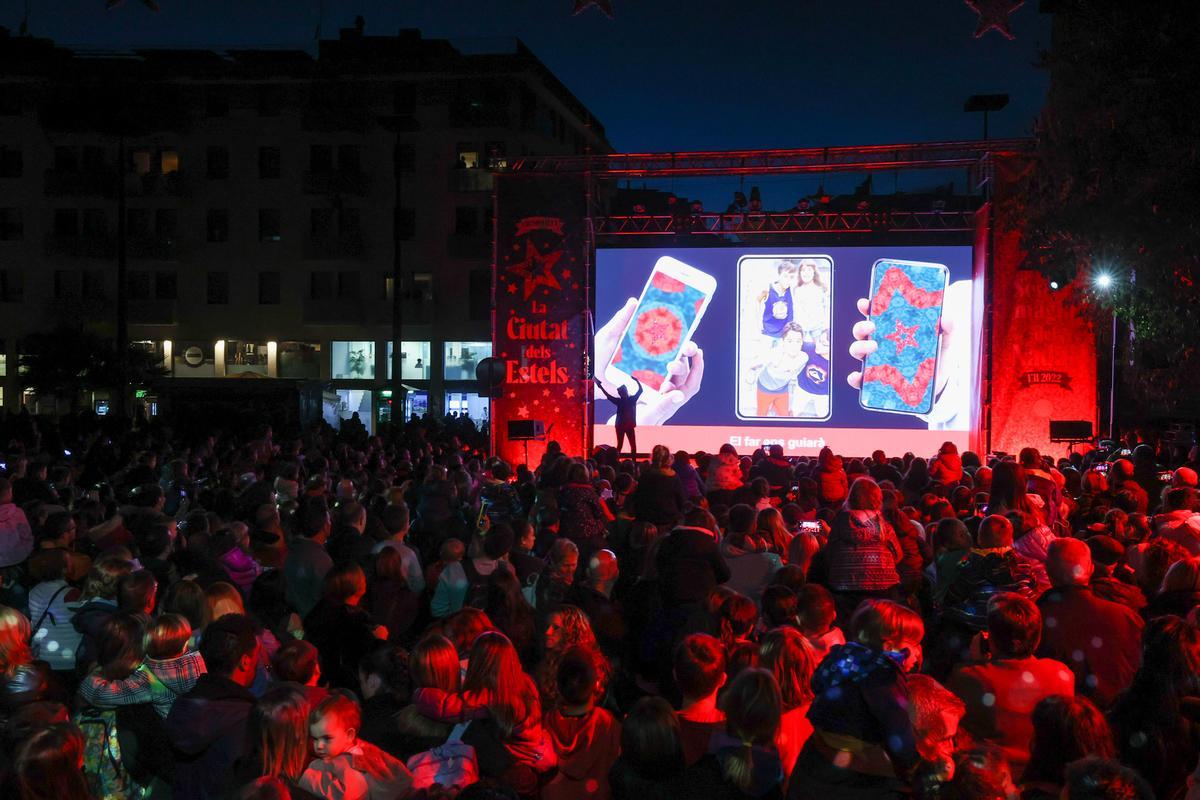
[
  {"x1": 542, "y1": 388, "x2": 551, "y2": 397},
  {"x1": 508, "y1": 392, "x2": 517, "y2": 399},
  {"x1": 553, "y1": 407, "x2": 561, "y2": 414},
  {"x1": 562, "y1": 269, "x2": 572, "y2": 280},
  {"x1": 884, "y1": 320, "x2": 921, "y2": 354},
  {"x1": 563, "y1": 387, "x2": 576, "y2": 399},
  {"x1": 965, "y1": 0, "x2": 1024, "y2": 39},
  {"x1": 533, "y1": 399, "x2": 541, "y2": 406},
  {"x1": 506, "y1": 283, "x2": 518, "y2": 294},
  {"x1": 508, "y1": 241, "x2": 562, "y2": 300},
  {"x1": 517, "y1": 405, "x2": 530, "y2": 418},
  {"x1": 573, "y1": 0, "x2": 614, "y2": 18}
]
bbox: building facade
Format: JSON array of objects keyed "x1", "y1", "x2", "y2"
[{"x1": 0, "y1": 24, "x2": 610, "y2": 430}]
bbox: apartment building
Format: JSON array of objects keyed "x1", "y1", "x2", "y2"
[{"x1": 0, "y1": 24, "x2": 610, "y2": 429}]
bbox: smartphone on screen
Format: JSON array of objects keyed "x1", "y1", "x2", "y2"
[
  {"x1": 605, "y1": 256, "x2": 716, "y2": 395},
  {"x1": 859, "y1": 259, "x2": 948, "y2": 416}
]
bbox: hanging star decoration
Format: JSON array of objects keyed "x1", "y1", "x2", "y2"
[
  {"x1": 965, "y1": 0, "x2": 1024, "y2": 39},
  {"x1": 107, "y1": 0, "x2": 161, "y2": 10},
  {"x1": 573, "y1": 0, "x2": 614, "y2": 19},
  {"x1": 884, "y1": 320, "x2": 921, "y2": 354},
  {"x1": 508, "y1": 240, "x2": 562, "y2": 300}
]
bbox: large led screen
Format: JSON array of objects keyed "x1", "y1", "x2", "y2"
[{"x1": 593, "y1": 246, "x2": 974, "y2": 456}]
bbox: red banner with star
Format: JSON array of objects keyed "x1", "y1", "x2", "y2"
[{"x1": 493, "y1": 175, "x2": 589, "y2": 466}]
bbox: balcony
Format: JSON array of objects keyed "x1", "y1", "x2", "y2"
[
  {"x1": 128, "y1": 300, "x2": 177, "y2": 325},
  {"x1": 127, "y1": 236, "x2": 180, "y2": 261},
  {"x1": 125, "y1": 171, "x2": 192, "y2": 199},
  {"x1": 44, "y1": 234, "x2": 117, "y2": 259},
  {"x1": 302, "y1": 297, "x2": 364, "y2": 325},
  {"x1": 303, "y1": 235, "x2": 367, "y2": 261},
  {"x1": 43, "y1": 167, "x2": 119, "y2": 198},
  {"x1": 449, "y1": 170, "x2": 493, "y2": 193},
  {"x1": 303, "y1": 169, "x2": 371, "y2": 197}
]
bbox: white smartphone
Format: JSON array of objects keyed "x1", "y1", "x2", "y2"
[{"x1": 604, "y1": 256, "x2": 716, "y2": 397}]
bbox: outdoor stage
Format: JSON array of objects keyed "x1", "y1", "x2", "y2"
[{"x1": 488, "y1": 142, "x2": 1099, "y2": 466}]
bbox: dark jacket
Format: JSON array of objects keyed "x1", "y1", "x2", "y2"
[
  {"x1": 1142, "y1": 589, "x2": 1200, "y2": 620},
  {"x1": 283, "y1": 537, "x2": 333, "y2": 618},
  {"x1": 165, "y1": 674, "x2": 255, "y2": 800},
  {"x1": 558, "y1": 483, "x2": 610, "y2": 542},
  {"x1": 655, "y1": 526, "x2": 730, "y2": 607},
  {"x1": 941, "y1": 548, "x2": 1039, "y2": 630},
  {"x1": 304, "y1": 599, "x2": 382, "y2": 690},
  {"x1": 754, "y1": 456, "x2": 794, "y2": 493},
  {"x1": 1036, "y1": 585, "x2": 1143, "y2": 707},
  {"x1": 806, "y1": 642, "x2": 918, "y2": 777},
  {"x1": 631, "y1": 468, "x2": 687, "y2": 526},
  {"x1": 71, "y1": 597, "x2": 119, "y2": 674}
]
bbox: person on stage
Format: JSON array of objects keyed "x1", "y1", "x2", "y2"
[{"x1": 596, "y1": 378, "x2": 643, "y2": 457}]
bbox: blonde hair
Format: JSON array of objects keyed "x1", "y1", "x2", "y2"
[
  {"x1": 0, "y1": 606, "x2": 32, "y2": 677},
  {"x1": 206, "y1": 581, "x2": 246, "y2": 621}
]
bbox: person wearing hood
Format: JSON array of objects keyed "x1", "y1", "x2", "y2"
[
  {"x1": 814, "y1": 447, "x2": 848, "y2": 508},
  {"x1": 544, "y1": 646, "x2": 622, "y2": 800},
  {"x1": 721, "y1": 505, "x2": 783, "y2": 605},
  {"x1": 787, "y1": 599, "x2": 924, "y2": 799},
  {"x1": 165, "y1": 613, "x2": 261, "y2": 800},
  {"x1": 706, "y1": 444, "x2": 744, "y2": 507},
  {"x1": 825, "y1": 478, "x2": 902, "y2": 624},
  {"x1": 928, "y1": 442, "x2": 963, "y2": 486},
  {"x1": 630, "y1": 446, "x2": 687, "y2": 529}
]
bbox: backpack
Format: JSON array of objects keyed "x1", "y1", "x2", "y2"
[
  {"x1": 460, "y1": 558, "x2": 492, "y2": 610},
  {"x1": 75, "y1": 706, "x2": 147, "y2": 800},
  {"x1": 405, "y1": 722, "x2": 479, "y2": 794}
]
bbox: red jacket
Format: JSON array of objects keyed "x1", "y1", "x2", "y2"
[
  {"x1": 1036, "y1": 585, "x2": 1143, "y2": 708},
  {"x1": 948, "y1": 656, "x2": 1075, "y2": 774},
  {"x1": 543, "y1": 707, "x2": 622, "y2": 800}
]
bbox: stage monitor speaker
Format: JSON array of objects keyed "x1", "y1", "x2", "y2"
[
  {"x1": 507, "y1": 420, "x2": 545, "y2": 441},
  {"x1": 1049, "y1": 420, "x2": 1093, "y2": 442}
]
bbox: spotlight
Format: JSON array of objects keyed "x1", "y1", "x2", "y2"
[
  {"x1": 1049, "y1": 281, "x2": 1059, "y2": 290},
  {"x1": 1095, "y1": 273, "x2": 1113, "y2": 290}
]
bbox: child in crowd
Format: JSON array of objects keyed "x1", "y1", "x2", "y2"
[
  {"x1": 299, "y1": 693, "x2": 413, "y2": 800},
  {"x1": 543, "y1": 646, "x2": 622, "y2": 800},
  {"x1": 272, "y1": 638, "x2": 329, "y2": 709},
  {"x1": 673, "y1": 633, "x2": 727, "y2": 766},
  {"x1": 794, "y1": 583, "x2": 844, "y2": 662},
  {"x1": 425, "y1": 539, "x2": 465, "y2": 594},
  {"x1": 790, "y1": 599, "x2": 924, "y2": 795},
  {"x1": 79, "y1": 613, "x2": 207, "y2": 718}
]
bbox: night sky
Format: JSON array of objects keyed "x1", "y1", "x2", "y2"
[{"x1": 1, "y1": 0, "x2": 1051, "y2": 203}]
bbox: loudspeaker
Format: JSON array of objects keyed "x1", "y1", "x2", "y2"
[
  {"x1": 1049, "y1": 420, "x2": 1093, "y2": 442},
  {"x1": 507, "y1": 420, "x2": 545, "y2": 441}
]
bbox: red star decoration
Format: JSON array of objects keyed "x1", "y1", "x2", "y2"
[
  {"x1": 509, "y1": 240, "x2": 562, "y2": 300},
  {"x1": 506, "y1": 283, "x2": 518, "y2": 294},
  {"x1": 517, "y1": 405, "x2": 530, "y2": 418},
  {"x1": 533, "y1": 399, "x2": 541, "y2": 406},
  {"x1": 884, "y1": 320, "x2": 921, "y2": 354},
  {"x1": 563, "y1": 387, "x2": 576, "y2": 399},
  {"x1": 562, "y1": 269, "x2": 572, "y2": 280},
  {"x1": 542, "y1": 388, "x2": 551, "y2": 397},
  {"x1": 573, "y1": 0, "x2": 613, "y2": 18},
  {"x1": 508, "y1": 392, "x2": 516, "y2": 399},
  {"x1": 553, "y1": 407, "x2": 561, "y2": 414},
  {"x1": 965, "y1": 0, "x2": 1024, "y2": 39}
]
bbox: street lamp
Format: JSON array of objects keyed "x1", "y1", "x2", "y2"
[{"x1": 1094, "y1": 272, "x2": 1118, "y2": 440}]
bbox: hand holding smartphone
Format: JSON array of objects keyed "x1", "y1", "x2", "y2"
[
  {"x1": 604, "y1": 256, "x2": 716, "y2": 397},
  {"x1": 857, "y1": 259, "x2": 949, "y2": 416}
]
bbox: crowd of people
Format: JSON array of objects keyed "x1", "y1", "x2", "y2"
[{"x1": 0, "y1": 409, "x2": 1198, "y2": 800}]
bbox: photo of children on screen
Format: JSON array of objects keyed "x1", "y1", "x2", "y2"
[{"x1": 738, "y1": 255, "x2": 832, "y2": 419}]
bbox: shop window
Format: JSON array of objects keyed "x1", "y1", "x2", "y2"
[
  {"x1": 278, "y1": 341, "x2": 320, "y2": 378},
  {"x1": 443, "y1": 341, "x2": 491, "y2": 381},
  {"x1": 387, "y1": 341, "x2": 431, "y2": 380},
  {"x1": 331, "y1": 340, "x2": 376, "y2": 380},
  {"x1": 455, "y1": 144, "x2": 479, "y2": 169}
]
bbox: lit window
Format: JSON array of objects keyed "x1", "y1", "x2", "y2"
[{"x1": 160, "y1": 150, "x2": 179, "y2": 175}]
